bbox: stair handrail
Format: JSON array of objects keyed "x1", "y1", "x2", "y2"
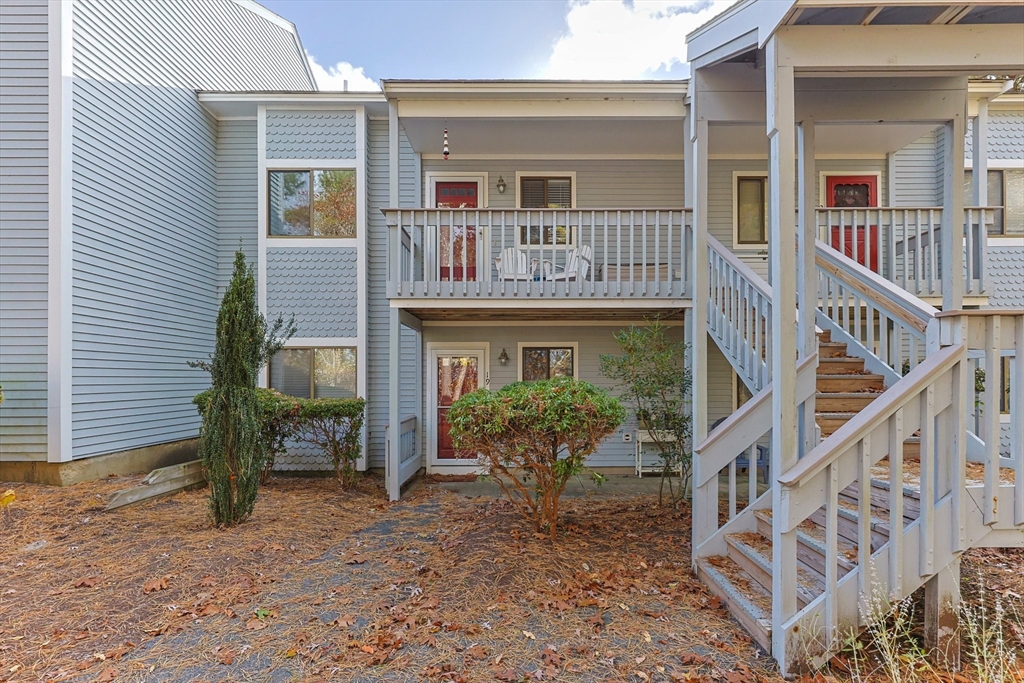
[
  {"x1": 695, "y1": 353, "x2": 818, "y2": 487},
  {"x1": 706, "y1": 233, "x2": 773, "y2": 391}
]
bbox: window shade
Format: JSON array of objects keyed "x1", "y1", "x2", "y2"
[{"x1": 521, "y1": 178, "x2": 547, "y2": 208}]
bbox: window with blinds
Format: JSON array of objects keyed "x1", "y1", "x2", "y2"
[{"x1": 520, "y1": 177, "x2": 572, "y2": 209}]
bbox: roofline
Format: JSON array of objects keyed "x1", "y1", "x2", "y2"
[
  {"x1": 687, "y1": 0, "x2": 753, "y2": 44},
  {"x1": 231, "y1": 0, "x2": 317, "y2": 90},
  {"x1": 198, "y1": 91, "x2": 386, "y2": 102},
  {"x1": 381, "y1": 79, "x2": 688, "y2": 99}
]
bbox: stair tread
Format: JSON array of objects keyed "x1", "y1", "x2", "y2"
[
  {"x1": 725, "y1": 532, "x2": 822, "y2": 605},
  {"x1": 696, "y1": 556, "x2": 772, "y2": 651},
  {"x1": 754, "y1": 508, "x2": 858, "y2": 571}
]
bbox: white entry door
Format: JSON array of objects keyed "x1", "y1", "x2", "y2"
[{"x1": 428, "y1": 345, "x2": 488, "y2": 470}]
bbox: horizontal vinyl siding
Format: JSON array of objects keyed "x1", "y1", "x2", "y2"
[
  {"x1": 419, "y1": 159, "x2": 685, "y2": 209},
  {"x1": 69, "y1": 0, "x2": 313, "y2": 459},
  {"x1": 0, "y1": 0, "x2": 48, "y2": 461},
  {"x1": 421, "y1": 323, "x2": 697, "y2": 469},
  {"x1": 893, "y1": 129, "x2": 939, "y2": 206},
  {"x1": 216, "y1": 119, "x2": 257, "y2": 291},
  {"x1": 366, "y1": 119, "x2": 417, "y2": 469}
]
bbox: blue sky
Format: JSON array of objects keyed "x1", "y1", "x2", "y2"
[{"x1": 259, "y1": 0, "x2": 734, "y2": 90}]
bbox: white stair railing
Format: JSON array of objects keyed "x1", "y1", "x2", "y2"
[
  {"x1": 815, "y1": 240, "x2": 939, "y2": 382},
  {"x1": 776, "y1": 344, "x2": 969, "y2": 667},
  {"x1": 706, "y1": 234, "x2": 773, "y2": 392}
]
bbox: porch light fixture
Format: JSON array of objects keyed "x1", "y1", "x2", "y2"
[
  {"x1": 498, "y1": 348, "x2": 509, "y2": 365},
  {"x1": 496, "y1": 176, "x2": 506, "y2": 194}
]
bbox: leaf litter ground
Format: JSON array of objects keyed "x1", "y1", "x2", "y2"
[{"x1": 1, "y1": 473, "x2": 1023, "y2": 682}]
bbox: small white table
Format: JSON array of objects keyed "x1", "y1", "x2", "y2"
[{"x1": 635, "y1": 429, "x2": 682, "y2": 477}]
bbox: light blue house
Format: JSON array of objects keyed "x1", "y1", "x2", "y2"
[{"x1": 1, "y1": 0, "x2": 1023, "y2": 672}]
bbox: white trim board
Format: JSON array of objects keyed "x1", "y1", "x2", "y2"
[
  {"x1": 46, "y1": 0, "x2": 73, "y2": 462},
  {"x1": 516, "y1": 342, "x2": 580, "y2": 381},
  {"x1": 424, "y1": 172, "x2": 489, "y2": 208},
  {"x1": 422, "y1": 320, "x2": 685, "y2": 327},
  {"x1": 265, "y1": 159, "x2": 360, "y2": 169}
]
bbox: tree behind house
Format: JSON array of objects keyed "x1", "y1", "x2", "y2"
[{"x1": 191, "y1": 251, "x2": 295, "y2": 525}]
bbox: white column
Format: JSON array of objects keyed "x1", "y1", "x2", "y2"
[
  {"x1": 972, "y1": 98, "x2": 989, "y2": 206},
  {"x1": 941, "y1": 112, "x2": 966, "y2": 311},
  {"x1": 766, "y1": 37, "x2": 799, "y2": 673},
  {"x1": 690, "y1": 76, "x2": 713, "y2": 561},
  {"x1": 387, "y1": 308, "x2": 402, "y2": 501},
  {"x1": 683, "y1": 107, "x2": 693, "y2": 209},
  {"x1": 389, "y1": 102, "x2": 400, "y2": 207},
  {"x1": 797, "y1": 119, "x2": 818, "y2": 457}
]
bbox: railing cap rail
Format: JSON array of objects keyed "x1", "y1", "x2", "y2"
[
  {"x1": 380, "y1": 206, "x2": 689, "y2": 213},
  {"x1": 777, "y1": 344, "x2": 965, "y2": 490},
  {"x1": 935, "y1": 308, "x2": 1024, "y2": 318}
]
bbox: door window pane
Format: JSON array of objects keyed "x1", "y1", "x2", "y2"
[
  {"x1": 270, "y1": 348, "x2": 312, "y2": 398},
  {"x1": 269, "y1": 171, "x2": 311, "y2": 236},
  {"x1": 314, "y1": 348, "x2": 357, "y2": 398},
  {"x1": 737, "y1": 177, "x2": 766, "y2": 244},
  {"x1": 964, "y1": 169, "x2": 1005, "y2": 234},
  {"x1": 1005, "y1": 170, "x2": 1023, "y2": 235},
  {"x1": 313, "y1": 170, "x2": 357, "y2": 237}
]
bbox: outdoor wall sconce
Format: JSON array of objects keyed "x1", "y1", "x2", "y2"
[
  {"x1": 496, "y1": 176, "x2": 507, "y2": 194},
  {"x1": 498, "y1": 348, "x2": 509, "y2": 365}
]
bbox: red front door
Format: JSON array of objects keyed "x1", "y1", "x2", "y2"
[
  {"x1": 435, "y1": 353, "x2": 480, "y2": 460},
  {"x1": 435, "y1": 182, "x2": 478, "y2": 281},
  {"x1": 827, "y1": 175, "x2": 879, "y2": 272}
]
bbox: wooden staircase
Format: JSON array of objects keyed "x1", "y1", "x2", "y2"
[{"x1": 695, "y1": 330, "x2": 925, "y2": 654}]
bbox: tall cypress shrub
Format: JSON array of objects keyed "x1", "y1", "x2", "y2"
[{"x1": 191, "y1": 251, "x2": 295, "y2": 525}]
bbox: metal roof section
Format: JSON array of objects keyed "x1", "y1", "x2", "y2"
[
  {"x1": 687, "y1": 1, "x2": 1024, "y2": 68},
  {"x1": 231, "y1": 0, "x2": 317, "y2": 89}
]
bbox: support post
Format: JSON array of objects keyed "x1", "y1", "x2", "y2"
[
  {"x1": 766, "y1": 37, "x2": 800, "y2": 674},
  {"x1": 387, "y1": 308, "x2": 402, "y2": 501},
  {"x1": 690, "y1": 80, "x2": 713, "y2": 562},
  {"x1": 924, "y1": 556, "x2": 961, "y2": 670},
  {"x1": 941, "y1": 112, "x2": 966, "y2": 311},
  {"x1": 797, "y1": 118, "x2": 818, "y2": 457},
  {"x1": 971, "y1": 98, "x2": 988, "y2": 206}
]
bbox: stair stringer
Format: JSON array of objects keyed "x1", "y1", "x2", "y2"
[
  {"x1": 966, "y1": 484, "x2": 1024, "y2": 548},
  {"x1": 694, "y1": 488, "x2": 773, "y2": 560}
]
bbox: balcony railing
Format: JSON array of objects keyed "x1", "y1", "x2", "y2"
[
  {"x1": 384, "y1": 208, "x2": 692, "y2": 300},
  {"x1": 815, "y1": 207, "x2": 993, "y2": 298}
]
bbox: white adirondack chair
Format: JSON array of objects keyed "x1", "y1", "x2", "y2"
[
  {"x1": 546, "y1": 244, "x2": 592, "y2": 282},
  {"x1": 494, "y1": 247, "x2": 533, "y2": 281}
]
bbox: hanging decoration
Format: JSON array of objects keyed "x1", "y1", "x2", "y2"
[{"x1": 442, "y1": 125, "x2": 449, "y2": 161}]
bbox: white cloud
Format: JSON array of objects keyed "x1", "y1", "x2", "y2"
[
  {"x1": 307, "y1": 53, "x2": 380, "y2": 92},
  {"x1": 544, "y1": 0, "x2": 733, "y2": 80}
]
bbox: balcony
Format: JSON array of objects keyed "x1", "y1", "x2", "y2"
[{"x1": 383, "y1": 208, "x2": 693, "y2": 307}]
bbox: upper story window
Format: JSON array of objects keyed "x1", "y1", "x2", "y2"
[
  {"x1": 735, "y1": 175, "x2": 768, "y2": 246},
  {"x1": 268, "y1": 169, "x2": 357, "y2": 238},
  {"x1": 964, "y1": 169, "x2": 1024, "y2": 236},
  {"x1": 519, "y1": 176, "x2": 574, "y2": 245},
  {"x1": 269, "y1": 347, "x2": 357, "y2": 399}
]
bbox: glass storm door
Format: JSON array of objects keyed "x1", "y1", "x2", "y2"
[
  {"x1": 435, "y1": 182, "x2": 478, "y2": 281},
  {"x1": 435, "y1": 352, "x2": 482, "y2": 461},
  {"x1": 827, "y1": 175, "x2": 879, "y2": 272}
]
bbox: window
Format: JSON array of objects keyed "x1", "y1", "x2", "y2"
[
  {"x1": 736, "y1": 176, "x2": 767, "y2": 245},
  {"x1": 521, "y1": 346, "x2": 575, "y2": 382},
  {"x1": 269, "y1": 347, "x2": 357, "y2": 399},
  {"x1": 1002, "y1": 355, "x2": 1012, "y2": 415},
  {"x1": 269, "y1": 169, "x2": 357, "y2": 237},
  {"x1": 519, "y1": 177, "x2": 573, "y2": 246},
  {"x1": 736, "y1": 376, "x2": 753, "y2": 409},
  {"x1": 963, "y1": 169, "x2": 1024, "y2": 236}
]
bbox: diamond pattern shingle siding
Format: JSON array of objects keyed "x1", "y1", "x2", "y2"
[
  {"x1": 965, "y1": 110, "x2": 1024, "y2": 161},
  {"x1": 987, "y1": 245, "x2": 1024, "y2": 308},
  {"x1": 266, "y1": 110, "x2": 357, "y2": 159},
  {"x1": 266, "y1": 248, "x2": 358, "y2": 337}
]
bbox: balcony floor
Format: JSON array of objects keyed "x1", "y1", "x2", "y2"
[{"x1": 393, "y1": 300, "x2": 688, "y2": 322}]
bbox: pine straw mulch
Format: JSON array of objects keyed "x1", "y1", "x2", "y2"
[
  {"x1": 1, "y1": 475, "x2": 783, "y2": 683},
  {"x1": 3, "y1": 475, "x2": 1024, "y2": 683}
]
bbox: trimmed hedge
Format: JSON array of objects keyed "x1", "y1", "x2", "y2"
[{"x1": 194, "y1": 388, "x2": 365, "y2": 484}]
